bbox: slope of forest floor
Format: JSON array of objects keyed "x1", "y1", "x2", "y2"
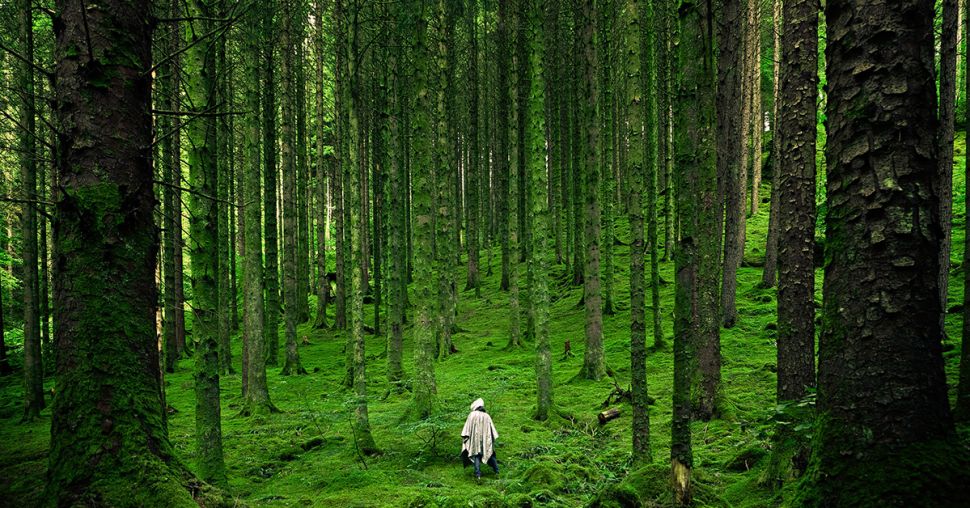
[{"x1": 2, "y1": 134, "x2": 970, "y2": 507}]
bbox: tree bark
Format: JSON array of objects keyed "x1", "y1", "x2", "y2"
[
  {"x1": 673, "y1": 0, "x2": 719, "y2": 499},
  {"x1": 777, "y1": 0, "x2": 817, "y2": 404},
  {"x1": 761, "y1": 0, "x2": 782, "y2": 288},
  {"x1": 185, "y1": 0, "x2": 227, "y2": 486},
  {"x1": 810, "y1": 0, "x2": 970, "y2": 503},
  {"x1": 19, "y1": 0, "x2": 44, "y2": 421},
  {"x1": 45, "y1": 1, "x2": 213, "y2": 502},
  {"x1": 939, "y1": 0, "x2": 958, "y2": 340},
  {"x1": 579, "y1": 0, "x2": 605, "y2": 381}
]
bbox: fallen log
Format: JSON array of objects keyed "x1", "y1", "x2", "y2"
[{"x1": 598, "y1": 407, "x2": 621, "y2": 425}]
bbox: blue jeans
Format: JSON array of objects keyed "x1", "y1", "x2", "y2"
[{"x1": 472, "y1": 453, "x2": 499, "y2": 477}]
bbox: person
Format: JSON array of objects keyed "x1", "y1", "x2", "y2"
[{"x1": 460, "y1": 398, "x2": 499, "y2": 480}]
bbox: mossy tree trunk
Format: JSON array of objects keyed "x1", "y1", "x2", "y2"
[
  {"x1": 498, "y1": 0, "x2": 512, "y2": 292},
  {"x1": 410, "y1": 0, "x2": 438, "y2": 418},
  {"x1": 45, "y1": 2, "x2": 211, "y2": 503},
  {"x1": 312, "y1": 0, "x2": 330, "y2": 331},
  {"x1": 528, "y1": 0, "x2": 552, "y2": 421},
  {"x1": 579, "y1": 0, "x2": 605, "y2": 381},
  {"x1": 185, "y1": 0, "x2": 227, "y2": 486},
  {"x1": 960, "y1": 0, "x2": 970, "y2": 422},
  {"x1": 263, "y1": 0, "x2": 282, "y2": 364},
  {"x1": 465, "y1": 0, "x2": 481, "y2": 296},
  {"x1": 280, "y1": 0, "x2": 307, "y2": 376},
  {"x1": 387, "y1": 7, "x2": 407, "y2": 384},
  {"x1": 241, "y1": 2, "x2": 276, "y2": 416},
  {"x1": 216, "y1": 14, "x2": 233, "y2": 376},
  {"x1": 808, "y1": 0, "x2": 970, "y2": 503},
  {"x1": 716, "y1": 0, "x2": 742, "y2": 331},
  {"x1": 672, "y1": 0, "x2": 718, "y2": 501},
  {"x1": 625, "y1": 0, "x2": 652, "y2": 463}
]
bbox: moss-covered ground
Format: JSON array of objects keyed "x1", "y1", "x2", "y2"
[{"x1": 2, "y1": 134, "x2": 970, "y2": 507}]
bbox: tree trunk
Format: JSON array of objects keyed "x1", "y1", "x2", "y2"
[
  {"x1": 216, "y1": 23, "x2": 233, "y2": 376},
  {"x1": 761, "y1": 0, "x2": 782, "y2": 288},
  {"x1": 410, "y1": 0, "x2": 438, "y2": 418},
  {"x1": 776, "y1": 0, "x2": 817, "y2": 404},
  {"x1": 626, "y1": 0, "x2": 653, "y2": 463},
  {"x1": 529, "y1": 0, "x2": 553, "y2": 421},
  {"x1": 19, "y1": 0, "x2": 44, "y2": 421},
  {"x1": 185, "y1": 0, "x2": 227, "y2": 486},
  {"x1": 45, "y1": 1, "x2": 214, "y2": 502},
  {"x1": 579, "y1": 0, "x2": 605, "y2": 381},
  {"x1": 466, "y1": 0, "x2": 482, "y2": 295},
  {"x1": 810, "y1": 0, "x2": 970, "y2": 503},
  {"x1": 719, "y1": 0, "x2": 746, "y2": 330},
  {"x1": 312, "y1": 0, "x2": 330, "y2": 331},
  {"x1": 241, "y1": 0, "x2": 276, "y2": 415},
  {"x1": 280, "y1": 0, "x2": 306, "y2": 377},
  {"x1": 498, "y1": 0, "x2": 512, "y2": 291},
  {"x1": 263, "y1": 0, "x2": 282, "y2": 363},
  {"x1": 162, "y1": 0, "x2": 180, "y2": 373},
  {"x1": 749, "y1": 0, "x2": 764, "y2": 217},
  {"x1": 673, "y1": 0, "x2": 718, "y2": 501},
  {"x1": 939, "y1": 0, "x2": 958, "y2": 341},
  {"x1": 960, "y1": 0, "x2": 970, "y2": 422}
]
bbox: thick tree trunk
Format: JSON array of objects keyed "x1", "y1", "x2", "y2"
[
  {"x1": 45, "y1": 2, "x2": 213, "y2": 503},
  {"x1": 810, "y1": 0, "x2": 970, "y2": 503},
  {"x1": 673, "y1": 1, "x2": 719, "y2": 500},
  {"x1": 410, "y1": 0, "x2": 438, "y2": 418}
]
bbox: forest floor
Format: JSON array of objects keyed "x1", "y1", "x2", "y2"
[{"x1": 2, "y1": 135, "x2": 970, "y2": 507}]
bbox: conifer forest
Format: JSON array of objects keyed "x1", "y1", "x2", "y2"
[{"x1": 3, "y1": 0, "x2": 970, "y2": 506}]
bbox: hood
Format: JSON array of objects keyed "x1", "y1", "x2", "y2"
[{"x1": 470, "y1": 398, "x2": 485, "y2": 411}]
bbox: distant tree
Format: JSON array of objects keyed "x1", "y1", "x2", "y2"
[
  {"x1": 760, "y1": 0, "x2": 781, "y2": 289},
  {"x1": 718, "y1": 0, "x2": 746, "y2": 330},
  {"x1": 263, "y1": 0, "x2": 282, "y2": 364},
  {"x1": 18, "y1": 0, "x2": 44, "y2": 422},
  {"x1": 280, "y1": 0, "x2": 307, "y2": 376},
  {"x1": 579, "y1": 0, "x2": 605, "y2": 381}
]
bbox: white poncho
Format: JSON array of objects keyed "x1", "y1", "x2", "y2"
[{"x1": 461, "y1": 398, "x2": 499, "y2": 462}]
